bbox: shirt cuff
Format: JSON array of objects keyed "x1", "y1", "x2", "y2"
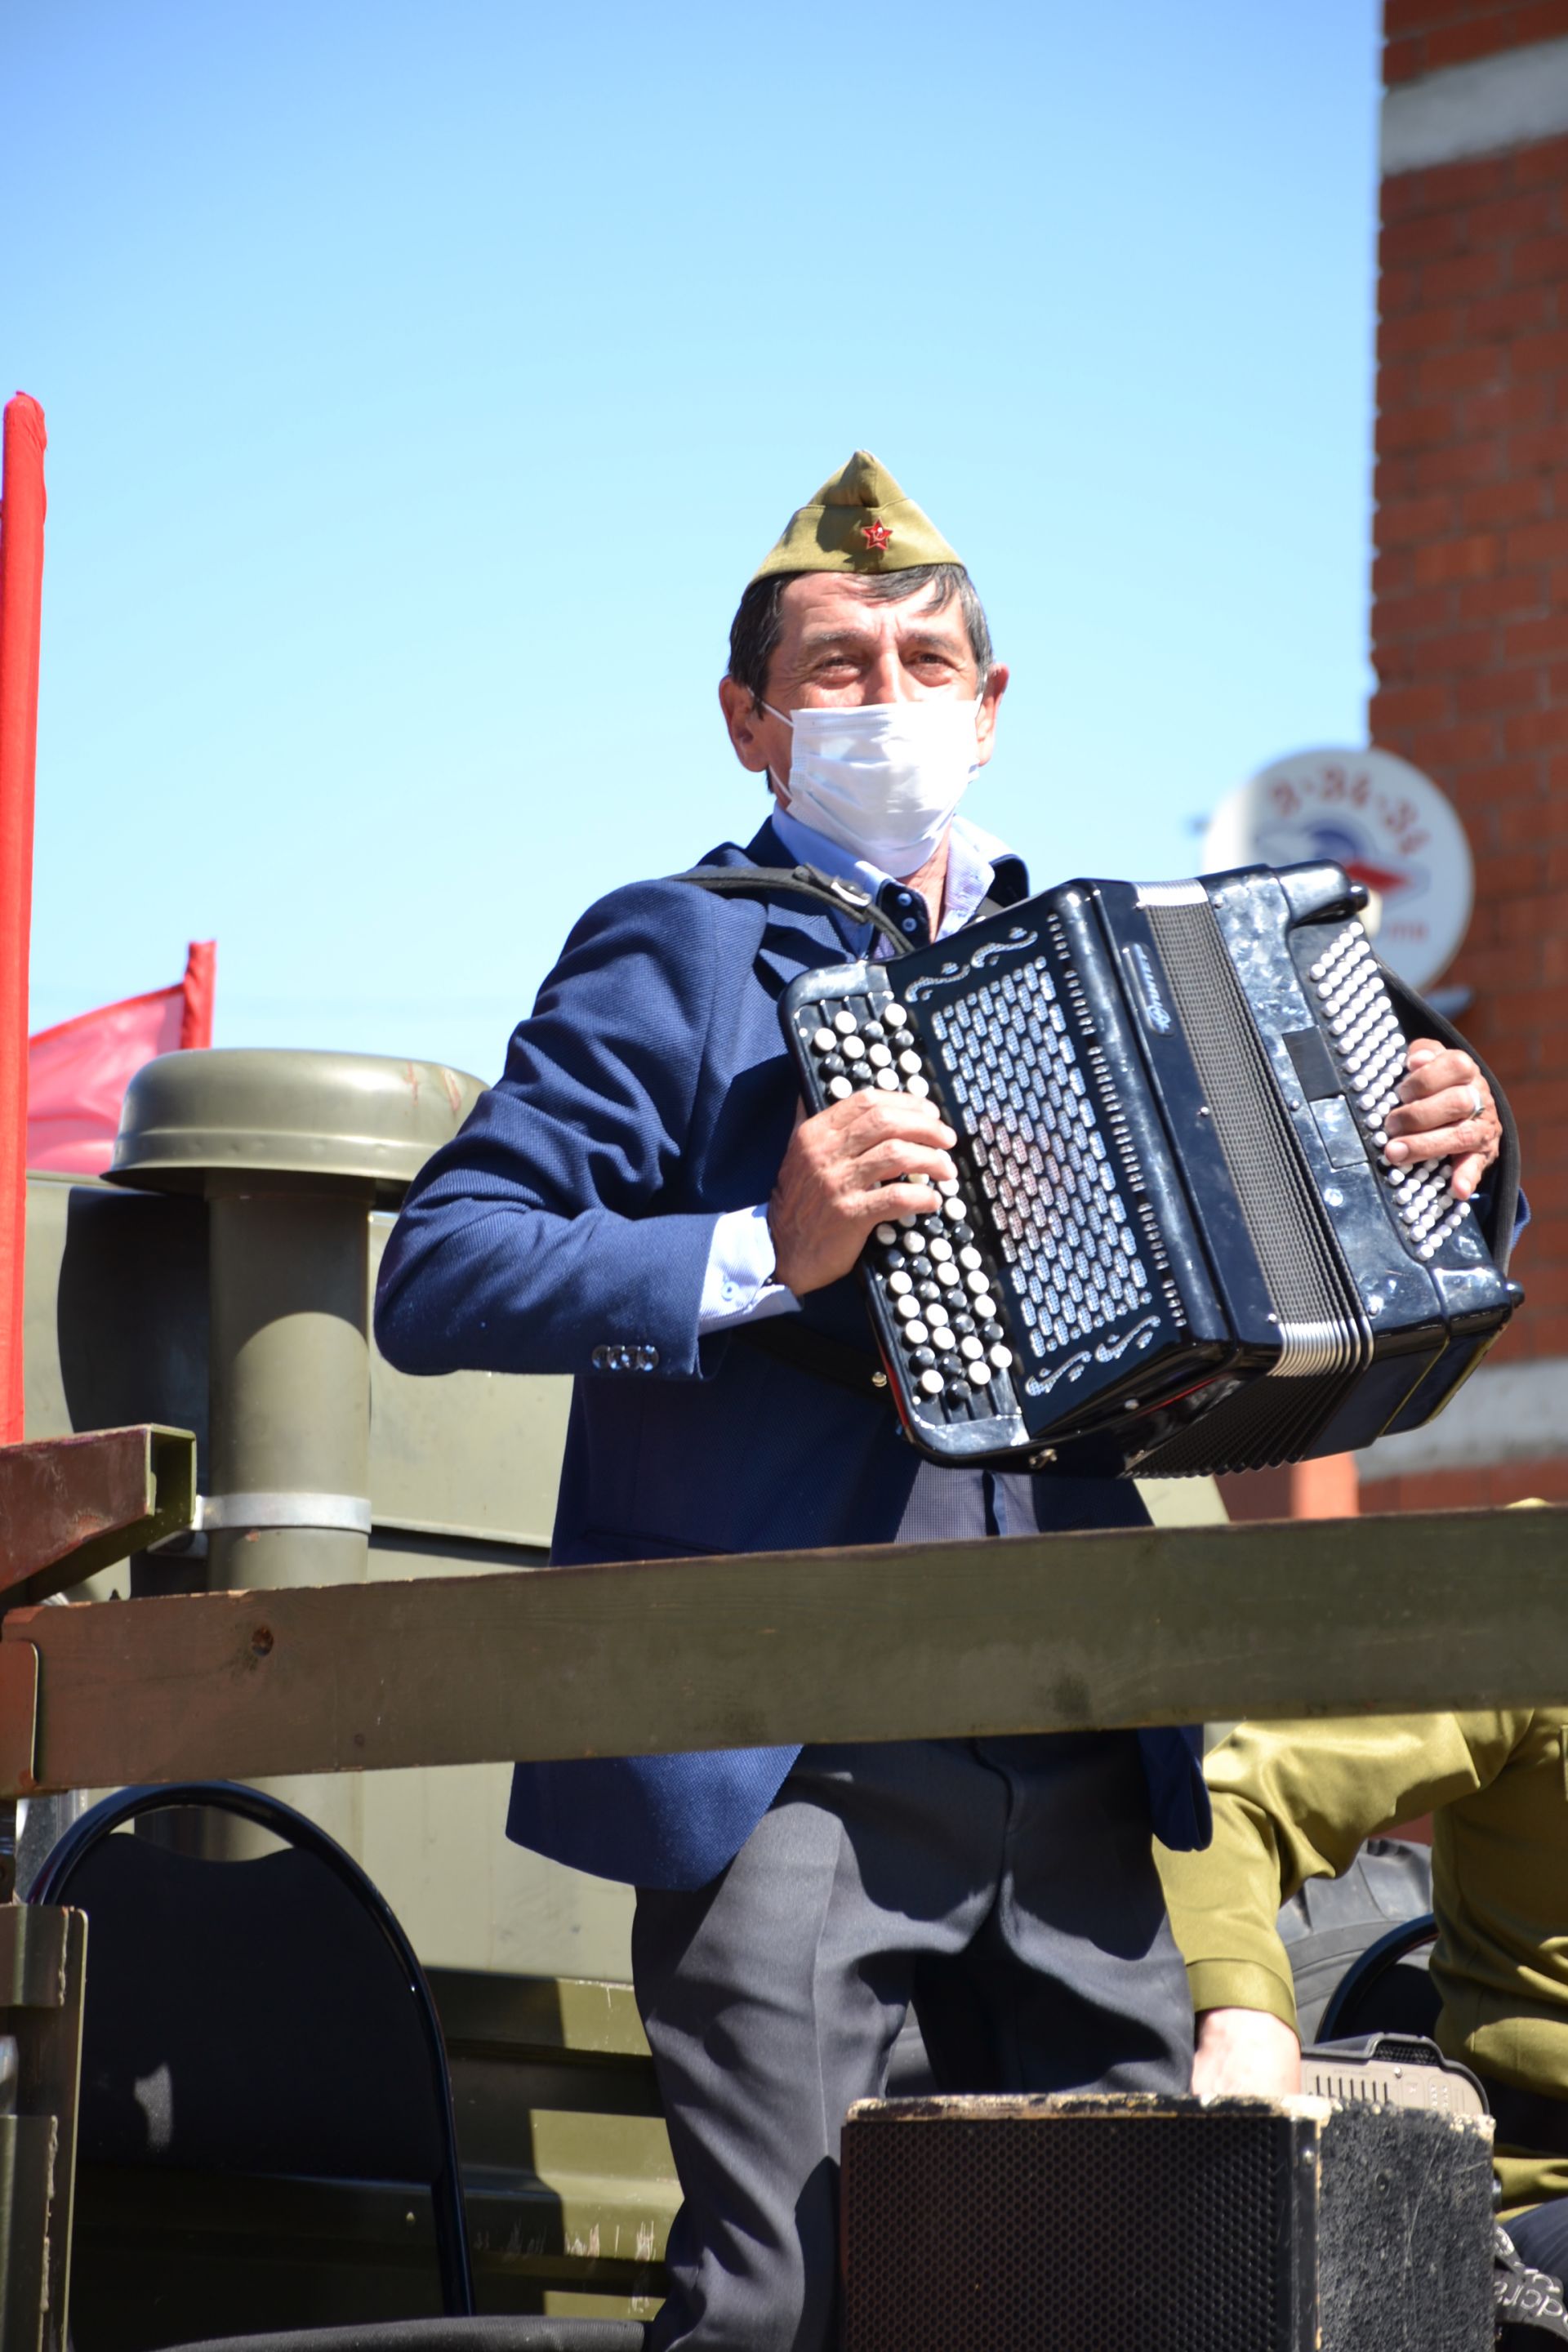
[{"x1": 697, "y1": 1204, "x2": 800, "y2": 1334}]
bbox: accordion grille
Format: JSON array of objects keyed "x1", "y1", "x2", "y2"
[{"x1": 1145, "y1": 898, "x2": 1365, "y2": 1380}]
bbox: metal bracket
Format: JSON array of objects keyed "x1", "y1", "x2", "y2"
[
  {"x1": 0, "y1": 1428, "x2": 198, "y2": 1608},
  {"x1": 196, "y1": 1491, "x2": 372, "y2": 1535}
]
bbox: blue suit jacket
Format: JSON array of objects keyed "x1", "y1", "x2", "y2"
[{"x1": 375, "y1": 821, "x2": 1211, "y2": 1887}]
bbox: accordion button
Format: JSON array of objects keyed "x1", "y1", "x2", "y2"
[
  {"x1": 875, "y1": 1069, "x2": 899, "y2": 1091},
  {"x1": 919, "y1": 1281, "x2": 942, "y2": 1305},
  {"x1": 911, "y1": 1346, "x2": 937, "y2": 1368},
  {"x1": 959, "y1": 1245, "x2": 982, "y2": 1270},
  {"x1": 898, "y1": 1212, "x2": 919, "y2": 1228},
  {"x1": 928, "y1": 1237, "x2": 953, "y2": 1262},
  {"x1": 902, "y1": 1232, "x2": 927, "y2": 1255},
  {"x1": 868, "y1": 1043, "x2": 893, "y2": 1068},
  {"x1": 936, "y1": 1178, "x2": 960, "y2": 1197},
  {"x1": 842, "y1": 1036, "x2": 866, "y2": 1061},
  {"x1": 887, "y1": 1271, "x2": 912, "y2": 1296},
  {"x1": 906, "y1": 1076, "x2": 931, "y2": 1097},
  {"x1": 990, "y1": 1345, "x2": 1013, "y2": 1369},
  {"x1": 919, "y1": 1370, "x2": 945, "y2": 1397},
  {"x1": 960, "y1": 1336, "x2": 983, "y2": 1360},
  {"x1": 834, "y1": 1010, "x2": 858, "y2": 1034},
  {"x1": 936, "y1": 1263, "x2": 960, "y2": 1286},
  {"x1": 942, "y1": 1199, "x2": 966, "y2": 1223},
  {"x1": 884, "y1": 1004, "x2": 909, "y2": 1028},
  {"x1": 829, "y1": 1077, "x2": 853, "y2": 1101},
  {"x1": 894, "y1": 1294, "x2": 921, "y2": 1319},
  {"x1": 862, "y1": 1021, "x2": 886, "y2": 1043},
  {"x1": 965, "y1": 1269, "x2": 989, "y2": 1293},
  {"x1": 982, "y1": 1320, "x2": 1005, "y2": 1342},
  {"x1": 898, "y1": 1051, "x2": 923, "y2": 1076},
  {"x1": 968, "y1": 1363, "x2": 993, "y2": 1388},
  {"x1": 875, "y1": 1223, "x2": 899, "y2": 1245},
  {"x1": 812, "y1": 1027, "x2": 836, "y2": 1054},
  {"x1": 905, "y1": 1320, "x2": 931, "y2": 1346}
]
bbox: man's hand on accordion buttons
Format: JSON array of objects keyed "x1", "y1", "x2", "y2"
[
  {"x1": 1383, "y1": 1040, "x2": 1500, "y2": 1200},
  {"x1": 768, "y1": 1094, "x2": 959, "y2": 1297}
]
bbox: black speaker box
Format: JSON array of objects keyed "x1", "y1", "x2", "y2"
[{"x1": 840, "y1": 2092, "x2": 1495, "y2": 2351}]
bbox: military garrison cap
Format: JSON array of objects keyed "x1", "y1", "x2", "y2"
[{"x1": 750, "y1": 450, "x2": 963, "y2": 581}]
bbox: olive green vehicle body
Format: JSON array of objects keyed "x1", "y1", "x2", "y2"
[{"x1": 7, "y1": 1049, "x2": 1566, "y2": 2343}]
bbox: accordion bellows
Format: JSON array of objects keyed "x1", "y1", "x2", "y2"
[{"x1": 781, "y1": 861, "x2": 1522, "y2": 1477}]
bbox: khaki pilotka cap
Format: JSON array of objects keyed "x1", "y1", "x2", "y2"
[{"x1": 749, "y1": 449, "x2": 964, "y2": 581}]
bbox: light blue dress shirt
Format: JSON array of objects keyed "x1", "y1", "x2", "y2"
[{"x1": 696, "y1": 804, "x2": 1015, "y2": 1334}]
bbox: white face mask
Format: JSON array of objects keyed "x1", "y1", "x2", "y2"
[{"x1": 766, "y1": 697, "x2": 982, "y2": 875}]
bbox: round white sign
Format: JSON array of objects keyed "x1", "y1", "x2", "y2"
[{"x1": 1201, "y1": 746, "x2": 1474, "y2": 992}]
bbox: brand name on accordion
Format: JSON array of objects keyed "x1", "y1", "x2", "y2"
[{"x1": 1125, "y1": 943, "x2": 1173, "y2": 1034}]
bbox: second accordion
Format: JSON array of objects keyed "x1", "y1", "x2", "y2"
[{"x1": 780, "y1": 859, "x2": 1522, "y2": 1476}]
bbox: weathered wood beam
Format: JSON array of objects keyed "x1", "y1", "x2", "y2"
[{"x1": 2, "y1": 1506, "x2": 1565, "y2": 1797}]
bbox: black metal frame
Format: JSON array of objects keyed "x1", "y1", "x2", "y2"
[
  {"x1": 1316, "y1": 1911, "x2": 1438, "y2": 2044},
  {"x1": 29, "y1": 1778, "x2": 477, "y2": 2318}
]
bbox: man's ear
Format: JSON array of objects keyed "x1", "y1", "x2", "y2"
[
  {"x1": 719, "y1": 675, "x2": 771, "y2": 773},
  {"x1": 975, "y1": 664, "x2": 1009, "y2": 768}
]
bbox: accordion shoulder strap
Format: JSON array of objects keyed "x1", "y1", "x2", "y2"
[
  {"x1": 1382, "y1": 964, "x2": 1522, "y2": 1273},
  {"x1": 671, "y1": 862, "x2": 915, "y2": 956}
]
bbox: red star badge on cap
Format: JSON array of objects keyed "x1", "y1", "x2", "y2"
[{"x1": 860, "y1": 520, "x2": 893, "y2": 552}]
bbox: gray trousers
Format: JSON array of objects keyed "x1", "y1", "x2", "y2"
[{"x1": 633, "y1": 1732, "x2": 1193, "y2": 2352}]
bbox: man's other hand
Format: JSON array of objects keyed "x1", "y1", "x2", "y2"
[
  {"x1": 1383, "y1": 1040, "x2": 1502, "y2": 1200},
  {"x1": 768, "y1": 1094, "x2": 959, "y2": 1297},
  {"x1": 1191, "y1": 2007, "x2": 1302, "y2": 2099}
]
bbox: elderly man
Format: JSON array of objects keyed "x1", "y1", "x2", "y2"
[{"x1": 376, "y1": 452, "x2": 1503, "y2": 2352}]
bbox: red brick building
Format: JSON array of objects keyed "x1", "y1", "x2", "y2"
[
  {"x1": 1223, "y1": 3, "x2": 1568, "y2": 1522},
  {"x1": 1355, "y1": 0, "x2": 1568, "y2": 1511}
]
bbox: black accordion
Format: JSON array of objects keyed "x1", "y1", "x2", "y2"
[{"x1": 777, "y1": 860, "x2": 1522, "y2": 1477}]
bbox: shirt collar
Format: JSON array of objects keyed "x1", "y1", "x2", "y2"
[{"x1": 768, "y1": 804, "x2": 1025, "y2": 943}]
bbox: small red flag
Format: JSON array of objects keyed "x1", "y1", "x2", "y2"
[{"x1": 27, "y1": 941, "x2": 216, "y2": 1174}]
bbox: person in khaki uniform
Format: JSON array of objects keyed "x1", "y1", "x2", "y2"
[{"x1": 1158, "y1": 1708, "x2": 1568, "y2": 2282}]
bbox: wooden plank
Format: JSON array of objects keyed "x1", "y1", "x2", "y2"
[{"x1": 3, "y1": 1506, "x2": 1566, "y2": 1797}]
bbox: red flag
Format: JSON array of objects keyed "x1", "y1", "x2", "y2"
[
  {"x1": 2, "y1": 393, "x2": 47, "y2": 1441},
  {"x1": 27, "y1": 942, "x2": 216, "y2": 1174}
]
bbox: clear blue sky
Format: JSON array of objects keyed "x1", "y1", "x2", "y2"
[{"x1": 10, "y1": 0, "x2": 1381, "y2": 1084}]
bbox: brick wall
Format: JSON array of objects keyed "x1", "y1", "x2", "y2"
[
  {"x1": 1385, "y1": 0, "x2": 1568, "y2": 84},
  {"x1": 1360, "y1": 0, "x2": 1568, "y2": 1509}
]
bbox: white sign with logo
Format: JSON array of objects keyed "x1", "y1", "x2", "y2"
[{"x1": 1201, "y1": 746, "x2": 1474, "y2": 993}]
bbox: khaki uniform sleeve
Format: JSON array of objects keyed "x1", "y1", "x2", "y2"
[{"x1": 1157, "y1": 1713, "x2": 1521, "y2": 2031}]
